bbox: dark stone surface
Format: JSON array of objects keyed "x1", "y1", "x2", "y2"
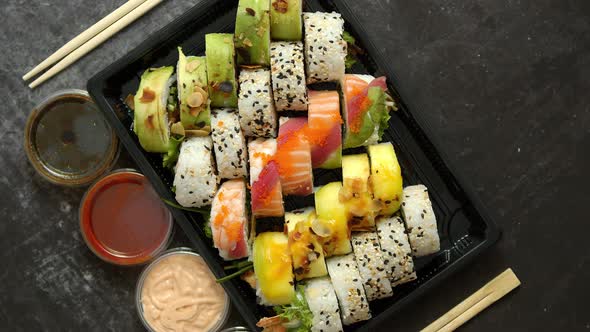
[{"x1": 0, "y1": 0, "x2": 588, "y2": 331}]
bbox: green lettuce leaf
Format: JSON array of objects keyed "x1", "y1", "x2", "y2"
[
  {"x1": 343, "y1": 31, "x2": 358, "y2": 69},
  {"x1": 345, "y1": 56, "x2": 357, "y2": 69},
  {"x1": 342, "y1": 31, "x2": 356, "y2": 44},
  {"x1": 274, "y1": 286, "x2": 313, "y2": 332},
  {"x1": 162, "y1": 135, "x2": 184, "y2": 170},
  {"x1": 204, "y1": 216, "x2": 213, "y2": 239}
]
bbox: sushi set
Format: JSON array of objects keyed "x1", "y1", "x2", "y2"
[{"x1": 86, "y1": 0, "x2": 500, "y2": 331}]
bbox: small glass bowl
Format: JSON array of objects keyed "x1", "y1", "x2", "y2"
[
  {"x1": 136, "y1": 248, "x2": 230, "y2": 332},
  {"x1": 220, "y1": 327, "x2": 250, "y2": 332},
  {"x1": 79, "y1": 169, "x2": 173, "y2": 266},
  {"x1": 24, "y1": 89, "x2": 120, "y2": 186}
]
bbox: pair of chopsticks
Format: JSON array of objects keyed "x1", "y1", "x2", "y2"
[
  {"x1": 23, "y1": 0, "x2": 163, "y2": 89},
  {"x1": 421, "y1": 268, "x2": 521, "y2": 332}
]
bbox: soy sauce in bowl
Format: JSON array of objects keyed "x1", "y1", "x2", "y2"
[{"x1": 24, "y1": 89, "x2": 119, "y2": 186}]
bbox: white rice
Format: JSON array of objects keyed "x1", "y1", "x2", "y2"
[
  {"x1": 211, "y1": 108, "x2": 248, "y2": 179},
  {"x1": 238, "y1": 69, "x2": 277, "y2": 137},
  {"x1": 351, "y1": 232, "x2": 394, "y2": 301},
  {"x1": 303, "y1": 12, "x2": 346, "y2": 84},
  {"x1": 376, "y1": 215, "x2": 417, "y2": 286},
  {"x1": 173, "y1": 137, "x2": 218, "y2": 207},
  {"x1": 401, "y1": 185, "x2": 441, "y2": 257},
  {"x1": 304, "y1": 277, "x2": 344, "y2": 332},
  {"x1": 326, "y1": 254, "x2": 371, "y2": 325},
  {"x1": 270, "y1": 41, "x2": 308, "y2": 111}
]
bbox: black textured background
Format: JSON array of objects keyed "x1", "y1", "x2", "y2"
[{"x1": 1, "y1": 0, "x2": 588, "y2": 331}]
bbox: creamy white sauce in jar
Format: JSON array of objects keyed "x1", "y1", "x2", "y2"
[{"x1": 138, "y1": 250, "x2": 228, "y2": 332}]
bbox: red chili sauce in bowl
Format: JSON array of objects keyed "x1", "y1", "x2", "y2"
[{"x1": 79, "y1": 169, "x2": 173, "y2": 265}]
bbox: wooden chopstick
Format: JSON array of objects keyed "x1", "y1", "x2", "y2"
[
  {"x1": 23, "y1": 0, "x2": 146, "y2": 81},
  {"x1": 421, "y1": 268, "x2": 521, "y2": 332},
  {"x1": 28, "y1": 0, "x2": 163, "y2": 89}
]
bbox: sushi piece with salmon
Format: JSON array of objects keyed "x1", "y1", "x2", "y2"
[
  {"x1": 275, "y1": 117, "x2": 313, "y2": 196},
  {"x1": 341, "y1": 74, "x2": 396, "y2": 148},
  {"x1": 307, "y1": 90, "x2": 342, "y2": 169},
  {"x1": 210, "y1": 179, "x2": 249, "y2": 260},
  {"x1": 248, "y1": 138, "x2": 284, "y2": 217}
]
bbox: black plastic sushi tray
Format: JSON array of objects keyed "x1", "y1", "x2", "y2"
[{"x1": 87, "y1": 0, "x2": 501, "y2": 330}]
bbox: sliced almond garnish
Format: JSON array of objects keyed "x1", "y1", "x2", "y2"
[
  {"x1": 193, "y1": 85, "x2": 208, "y2": 100},
  {"x1": 139, "y1": 87, "x2": 155, "y2": 103},
  {"x1": 243, "y1": 38, "x2": 253, "y2": 47},
  {"x1": 187, "y1": 92, "x2": 203, "y2": 108},
  {"x1": 170, "y1": 122, "x2": 185, "y2": 136},
  {"x1": 185, "y1": 59, "x2": 201, "y2": 73},
  {"x1": 185, "y1": 129, "x2": 210, "y2": 137},
  {"x1": 240, "y1": 64, "x2": 263, "y2": 69}
]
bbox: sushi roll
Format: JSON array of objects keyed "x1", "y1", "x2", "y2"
[
  {"x1": 401, "y1": 185, "x2": 440, "y2": 257},
  {"x1": 248, "y1": 138, "x2": 284, "y2": 217},
  {"x1": 211, "y1": 109, "x2": 248, "y2": 179},
  {"x1": 326, "y1": 254, "x2": 371, "y2": 325},
  {"x1": 376, "y1": 215, "x2": 417, "y2": 286},
  {"x1": 206, "y1": 33, "x2": 238, "y2": 108},
  {"x1": 133, "y1": 66, "x2": 175, "y2": 153},
  {"x1": 238, "y1": 69, "x2": 277, "y2": 137},
  {"x1": 270, "y1": 41, "x2": 308, "y2": 111},
  {"x1": 341, "y1": 74, "x2": 392, "y2": 148},
  {"x1": 234, "y1": 0, "x2": 271, "y2": 66},
  {"x1": 210, "y1": 179, "x2": 249, "y2": 260},
  {"x1": 307, "y1": 90, "x2": 342, "y2": 169},
  {"x1": 270, "y1": 0, "x2": 302, "y2": 40},
  {"x1": 314, "y1": 182, "x2": 352, "y2": 257},
  {"x1": 285, "y1": 208, "x2": 327, "y2": 280},
  {"x1": 340, "y1": 154, "x2": 379, "y2": 230},
  {"x1": 303, "y1": 12, "x2": 346, "y2": 84},
  {"x1": 173, "y1": 137, "x2": 218, "y2": 207},
  {"x1": 177, "y1": 48, "x2": 210, "y2": 130},
  {"x1": 351, "y1": 232, "x2": 393, "y2": 301},
  {"x1": 368, "y1": 142, "x2": 403, "y2": 216},
  {"x1": 252, "y1": 232, "x2": 295, "y2": 305},
  {"x1": 304, "y1": 277, "x2": 344, "y2": 332},
  {"x1": 275, "y1": 117, "x2": 313, "y2": 196}
]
